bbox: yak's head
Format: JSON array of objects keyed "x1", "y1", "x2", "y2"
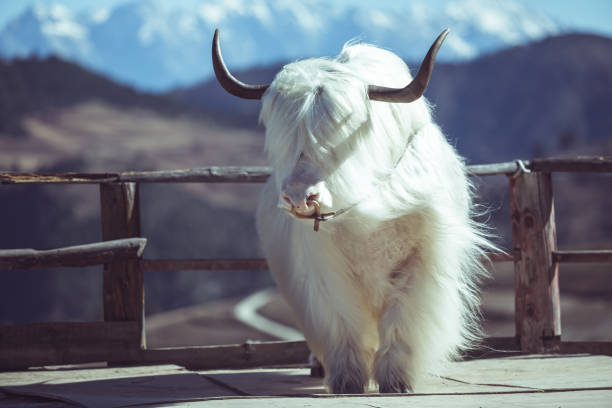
[{"x1": 212, "y1": 29, "x2": 448, "y2": 220}]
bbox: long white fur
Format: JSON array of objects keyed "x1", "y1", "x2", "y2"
[{"x1": 255, "y1": 42, "x2": 495, "y2": 393}]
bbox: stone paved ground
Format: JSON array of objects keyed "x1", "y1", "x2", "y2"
[{"x1": 1, "y1": 354, "x2": 611, "y2": 407}]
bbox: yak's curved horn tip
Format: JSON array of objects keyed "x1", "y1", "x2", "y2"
[
  {"x1": 367, "y1": 28, "x2": 448, "y2": 103},
  {"x1": 211, "y1": 27, "x2": 269, "y2": 99},
  {"x1": 437, "y1": 29, "x2": 450, "y2": 45}
]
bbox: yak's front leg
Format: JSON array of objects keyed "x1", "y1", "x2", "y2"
[
  {"x1": 373, "y1": 261, "x2": 419, "y2": 393},
  {"x1": 373, "y1": 293, "x2": 415, "y2": 393},
  {"x1": 299, "y1": 272, "x2": 374, "y2": 394},
  {"x1": 374, "y1": 250, "x2": 465, "y2": 393},
  {"x1": 324, "y1": 333, "x2": 370, "y2": 393}
]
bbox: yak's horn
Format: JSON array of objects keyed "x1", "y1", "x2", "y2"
[
  {"x1": 212, "y1": 29, "x2": 269, "y2": 99},
  {"x1": 368, "y1": 29, "x2": 449, "y2": 103}
]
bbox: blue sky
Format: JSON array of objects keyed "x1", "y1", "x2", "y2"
[{"x1": 1, "y1": 0, "x2": 612, "y2": 37}]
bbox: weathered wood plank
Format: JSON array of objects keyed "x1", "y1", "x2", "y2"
[
  {"x1": 0, "y1": 172, "x2": 118, "y2": 184},
  {"x1": 141, "y1": 341, "x2": 311, "y2": 370},
  {"x1": 141, "y1": 251, "x2": 516, "y2": 272},
  {"x1": 0, "y1": 238, "x2": 146, "y2": 270},
  {"x1": 3, "y1": 334, "x2": 606, "y2": 373},
  {"x1": 137, "y1": 340, "x2": 612, "y2": 368},
  {"x1": 0, "y1": 321, "x2": 140, "y2": 370},
  {"x1": 467, "y1": 161, "x2": 521, "y2": 176},
  {"x1": 510, "y1": 172, "x2": 561, "y2": 353},
  {"x1": 530, "y1": 156, "x2": 612, "y2": 173},
  {"x1": 141, "y1": 259, "x2": 269, "y2": 271},
  {"x1": 1, "y1": 157, "x2": 611, "y2": 185},
  {"x1": 555, "y1": 341, "x2": 612, "y2": 356},
  {"x1": 469, "y1": 156, "x2": 612, "y2": 176},
  {"x1": 118, "y1": 167, "x2": 272, "y2": 183},
  {"x1": 0, "y1": 167, "x2": 273, "y2": 184},
  {"x1": 139, "y1": 337, "x2": 525, "y2": 370},
  {"x1": 100, "y1": 183, "x2": 145, "y2": 350},
  {"x1": 553, "y1": 250, "x2": 612, "y2": 263},
  {"x1": 141, "y1": 251, "x2": 517, "y2": 273}
]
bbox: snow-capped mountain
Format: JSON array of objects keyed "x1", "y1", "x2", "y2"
[{"x1": 0, "y1": 0, "x2": 562, "y2": 91}]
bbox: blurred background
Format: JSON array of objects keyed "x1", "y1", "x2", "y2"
[{"x1": 0, "y1": 0, "x2": 610, "y2": 347}]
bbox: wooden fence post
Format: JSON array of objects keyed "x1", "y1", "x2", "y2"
[
  {"x1": 509, "y1": 171, "x2": 561, "y2": 353},
  {"x1": 100, "y1": 182, "x2": 145, "y2": 350}
]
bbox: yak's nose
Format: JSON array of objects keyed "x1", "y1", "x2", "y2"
[{"x1": 280, "y1": 193, "x2": 319, "y2": 216}]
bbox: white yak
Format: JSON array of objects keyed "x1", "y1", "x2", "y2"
[{"x1": 212, "y1": 29, "x2": 495, "y2": 393}]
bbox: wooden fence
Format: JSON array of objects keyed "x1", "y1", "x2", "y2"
[{"x1": 1, "y1": 156, "x2": 611, "y2": 370}]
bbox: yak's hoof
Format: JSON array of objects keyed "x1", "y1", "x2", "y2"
[
  {"x1": 330, "y1": 379, "x2": 365, "y2": 394},
  {"x1": 379, "y1": 381, "x2": 410, "y2": 393},
  {"x1": 310, "y1": 365, "x2": 325, "y2": 378}
]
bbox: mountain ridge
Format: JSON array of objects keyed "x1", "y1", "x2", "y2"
[
  {"x1": 0, "y1": 0, "x2": 562, "y2": 91},
  {"x1": 171, "y1": 32, "x2": 612, "y2": 162}
]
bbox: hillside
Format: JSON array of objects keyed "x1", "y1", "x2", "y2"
[
  {"x1": 0, "y1": 56, "x2": 186, "y2": 135},
  {"x1": 169, "y1": 64, "x2": 284, "y2": 128},
  {"x1": 0, "y1": 101, "x2": 270, "y2": 324},
  {"x1": 429, "y1": 33, "x2": 612, "y2": 162},
  {"x1": 171, "y1": 33, "x2": 612, "y2": 162},
  {"x1": 0, "y1": 56, "x2": 267, "y2": 323}
]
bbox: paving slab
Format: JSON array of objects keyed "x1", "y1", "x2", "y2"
[
  {"x1": 150, "y1": 390, "x2": 612, "y2": 408},
  {"x1": 0, "y1": 390, "x2": 70, "y2": 408},
  {"x1": 0, "y1": 364, "x2": 233, "y2": 408},
  {"x1": 201, "y1": 367, "x2": 524, "y2": 396},
  {"x1": 201, "y1": 354, "x2": 612, "y2": 396},
  {"x1": 442, "y1": 353, "x2": 612, "y2": 390}
]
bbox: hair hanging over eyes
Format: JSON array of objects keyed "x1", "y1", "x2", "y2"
[{"x1": 259, "y1": 42, "x2": 433, "y2": 201}]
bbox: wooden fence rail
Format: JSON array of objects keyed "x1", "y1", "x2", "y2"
[
  {"x1": 1, "y1": 156, "x2": 611, "y2": 371},
  {"x1": 141, "y1": 258, "x2": 269, "y2": 271},
  {"x1": 552, "y1": 250, "x2": 612, "y2": 263},
  {"x1": 1, "y1": 331, "x2": 610, "y2": 371},
  {"x1": 0, "y1": 238, "x2": 146, "y2": 270},
  {"x1": 140, "y1": 249, "x2": 612, "y2": 272},
  {"x1": 1, "y1": 156, "x2": 611, "y2": 184}
]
